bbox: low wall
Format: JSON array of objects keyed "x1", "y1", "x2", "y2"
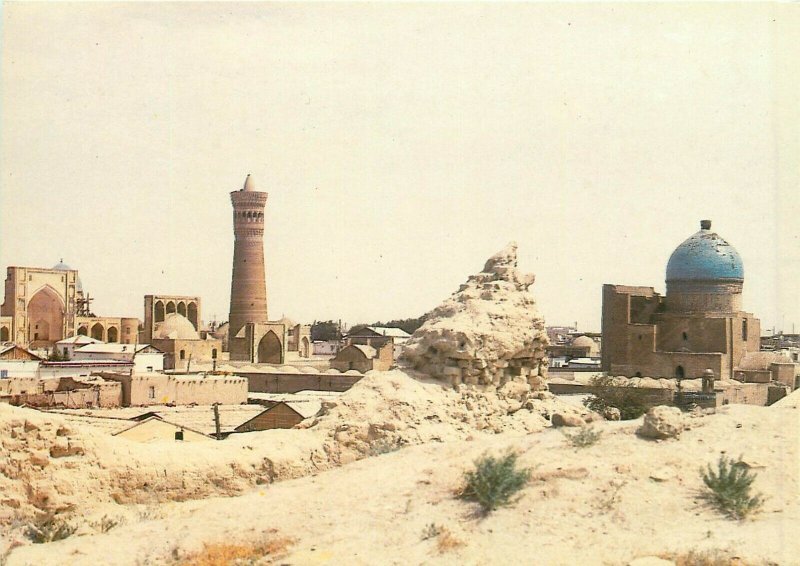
[
  {"x1": 548, "y1": 382, "x2": 673, "y2": 406},
  {"x1": 243, "y1": 372, "x2": 362, "y2": 394}
]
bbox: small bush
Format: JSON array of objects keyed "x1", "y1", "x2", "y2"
[
  {"x1": 421, "y1": 523, "x2": 443, "y2": 540},
  {"x1": 663, "y1": 548, "x2": 756, "y2": 565},
  {"x1": 93, "y1": 514, "x2": 125, "y2": 533},
  {"x1": 26, "y1": 514, "x2": 77, "y2": 543},
  {"x1": 701, "y1": 455, "x2": 764, "y2": 520},
  {"x1": 368, "y1": 439, "x2": 401, "y2": 456},
  {"x1": 583, "y1": 375, "x2": 649, "y2": 420},
  {"x1": 562, "y1": 426, "x2": 602, "y2": 448},
  {"x1": 435, "y1": 528, "x2": 465, "y2": 554},
  {"x1": 459, "y1": 451, "x2": 531, "y2": 514},
  {"x1": 174, "y1": 533, "x2": 294, "y2": 566}
]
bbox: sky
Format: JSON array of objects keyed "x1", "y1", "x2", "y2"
[{"x1": 1, "y1": 2, "x2": 798, "y2": 332}]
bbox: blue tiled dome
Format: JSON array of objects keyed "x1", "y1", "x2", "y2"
[
  {"x1": 53, "y1": 260, "x2": 83, "y2": 293},
  {"x1": 666, "y1": 221, "x2": 743, "y2": 282}
]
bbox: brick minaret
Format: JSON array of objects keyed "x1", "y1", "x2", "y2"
[{"x1": 228, "y1": 174, "x2": 269, "y2": 342}]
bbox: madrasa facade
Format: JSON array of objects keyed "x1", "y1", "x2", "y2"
[
  {"x1": 602, "y1": 220, "x2": 795, "y2": 388},
  {"x1": 0, "y1": 261, "x2": 138, "y2": 348}
]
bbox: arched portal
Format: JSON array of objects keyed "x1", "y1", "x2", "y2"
[
  {"x1": 177, "y1": 302, "x2": 187, "y2": 317},
  {"x1": 187, "y1": 302, "x2": 198, "y2": 329},
  {"x1": 257, "y1": 331, "x2": 282, "y2": 364},
  {"x1": 91, "y1": 322, "x2": 105, "y2": 341},
  {"x1": 300, "y1": 336, "x2": 310, "y2": 358},
  {"x1": 0, "y1": 327, "x2": 8, "y2": 341},
  {"x1": 77, "y1": 326, "x2": 88, "y2": 336},
  {"x1": 166, "y1": 301, "x2": 176, "y2": 315},
  {"x1": 675, "y1": 365, "x2": 685, "y2": 379},
  {"x1": 107, "y1": 327, "x2": 118, "y2": 343},
  {"x1": 154, "y1": 301, "x2": 165, "y2": 323},
  {"x1": 27, "y1": 286, "x2": 65, "y2": 345}
]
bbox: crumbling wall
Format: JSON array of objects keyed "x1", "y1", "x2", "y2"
[{"x1": 401, "y1": 242, "x2": 549, "y2": 388}]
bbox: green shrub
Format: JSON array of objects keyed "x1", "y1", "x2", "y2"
[
  {"x1": 701, "y1": 455, "x2": 764, "y2": 520},
  {"x1": 93, "y1": 514, "x2": 125, "y2": 533},
  {"x1": 368, "y1": 439, "x2": 401, "y2": 456},
  {"x1": 562, "y1": 425, "x2": 602, "y2": 448},
  {"x1": 459, "y1": 452, "x2": 531, "y2": 514},
  {"x1": 26, "y1": 514, "x2": 77, "y2": 543},
  {"x1": 583, "y1": 375, "x2": 649, "y2": 420}
]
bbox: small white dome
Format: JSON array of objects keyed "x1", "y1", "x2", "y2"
[{"x1": 153, "y1": 313, "x2": 200, "y2": 340}]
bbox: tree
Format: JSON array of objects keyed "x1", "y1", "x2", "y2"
[{"x1": 311, "y1": 320, "x2": 341, "y2": 342}]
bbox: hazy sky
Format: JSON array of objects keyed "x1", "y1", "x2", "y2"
[{"x1": 1, "y1": 3, "x2": 798, "y2": 332}]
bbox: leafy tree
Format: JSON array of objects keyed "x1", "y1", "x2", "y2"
[
  {"x1": 310, "y1": 320, "x2": 341, "y2": 342},
  {"x1": 583, "y1": 375, "x2": 649, "y2": 420}
]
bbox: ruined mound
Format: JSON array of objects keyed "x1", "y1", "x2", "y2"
[
  {"x1": 301, "y1": 369, "x2": 593, "y2": 465},
  {"x1": 401, "y1": 242, "x2": 549, "y2": 388}
]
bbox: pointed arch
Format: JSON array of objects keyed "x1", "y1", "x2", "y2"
[
  {"x1": 107, "y1": 327, "x2": 118, "y2": 343},
  {"x1": 77, "y1": 326, "x2": 88, "y2": 336},
  {"x1": 177, "y1": 301, "x2": 187, "y2": 317},
  {"x1": 166, "y1": 301, "x2": 176, "y2": 315},
  {"x1": 27, "y1": 285, "x2": 66, "y2": 344},
  {"x1": 187, "y1": 302, "x2": 198, "y2": 329},
  {"x1": 300, "y1": 336, "x2": 310, "y2": 358},
  {"x1": 257, "y1": 331, "x2": 282, "y2": 364},
  {"x1": 0, "y1": 326, "x2": 9, "y2": 341},
  {"x1": 154, "y1": 300, "x2": 165, "y2": 323},
  {"x1": 91, "y1": 322, "x2": 105, "y2": 341}
]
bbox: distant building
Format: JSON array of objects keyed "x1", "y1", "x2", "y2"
[
  {"x1": 602, "y1": 220, "x2": 796, "y2": 388},
  {"x1": 149, "y1": 313, "x2": 221, "y2": 371},
  {"x1": 330, "y1": 343, "x2": 393, "y2": 373},
  {"x1": 0, "y1": 262, "x2": 139, "y2": 348},
  {"x1": 55, "y1": 335, "x2": 102, "y2": 359},
  {"x1": 0, "y1": 344, "x2": 42, "y2": 378},
  {"x1": 114, "y1": 417, "x2": 212, "y2": 443},
  {"x1": 98, "y1": 372, "x2": 247, "y2": 406},
  {"x1": 313, "y1": 340, "x2": 340, "y2": 356},
  {"x1": 547, "y1": 334, "x2": 601, "y2": 368},
  {"x1": 72, "y1": 343, "x2": 165, "y2": 373},
  {"x1": 346, "y1": 326, "x2": 410, "y2": 359}
]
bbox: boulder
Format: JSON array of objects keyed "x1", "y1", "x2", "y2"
[
  {"x1": 637, "y1": 406, "x2": 684, "y2": 439},
  {"x1": 551, "y1": 413, "x2": 585, "y2": 427},
  {"x1": 603, "y1": 407, "x2": 621, "y2": 421}
]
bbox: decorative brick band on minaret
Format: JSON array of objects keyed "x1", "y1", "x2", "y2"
[{"x1": 228, "y1": 174, "x2": 269, "y2": 343}]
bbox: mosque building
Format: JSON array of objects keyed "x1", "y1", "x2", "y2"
[
  {"x1": 0, "y1": 262, "x2": 138, "y2": 349},
  {"x1": 602, "y1": 220, "x2": 795, "y2": 389}
]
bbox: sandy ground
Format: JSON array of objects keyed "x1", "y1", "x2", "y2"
[{"x1": 5, "y1": 403, "x2": 798, "y2": 566}]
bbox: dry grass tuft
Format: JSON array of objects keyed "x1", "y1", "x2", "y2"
[
  {"x1": 175, "y1": 532, "x2": 294, "y2": 566},
  {"x1": 435, "y1": 527, "x2": 465, "y2": 554},
  {"x1": 661, "y1": 548, "x2": 758, "y2": 565}
]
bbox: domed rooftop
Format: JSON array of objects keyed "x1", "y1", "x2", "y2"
[
  {"x1": 666, "y1": 220, "x2": 743, "y2": 282},
  {"x1": 52, "y1": 259, "x2": 83, "y2": 293},
  {"x1": 153, "y1": 313, "x2": 200, "y2": 340},
  {"x1": 572, "y1": 336, "x2": 595, "y2": 348}
]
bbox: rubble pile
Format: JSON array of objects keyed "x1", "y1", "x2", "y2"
[{"x1": 401, "y1": 242, "x2": 549, "y2": 389}]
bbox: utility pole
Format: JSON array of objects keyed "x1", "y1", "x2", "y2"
[{"x1": 213, "y1": 403, "x2": 221, "y2": 440}]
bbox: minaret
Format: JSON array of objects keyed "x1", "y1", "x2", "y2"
[{"x1": 228, "y1": 174, "x2": 269, "y2": 346}]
